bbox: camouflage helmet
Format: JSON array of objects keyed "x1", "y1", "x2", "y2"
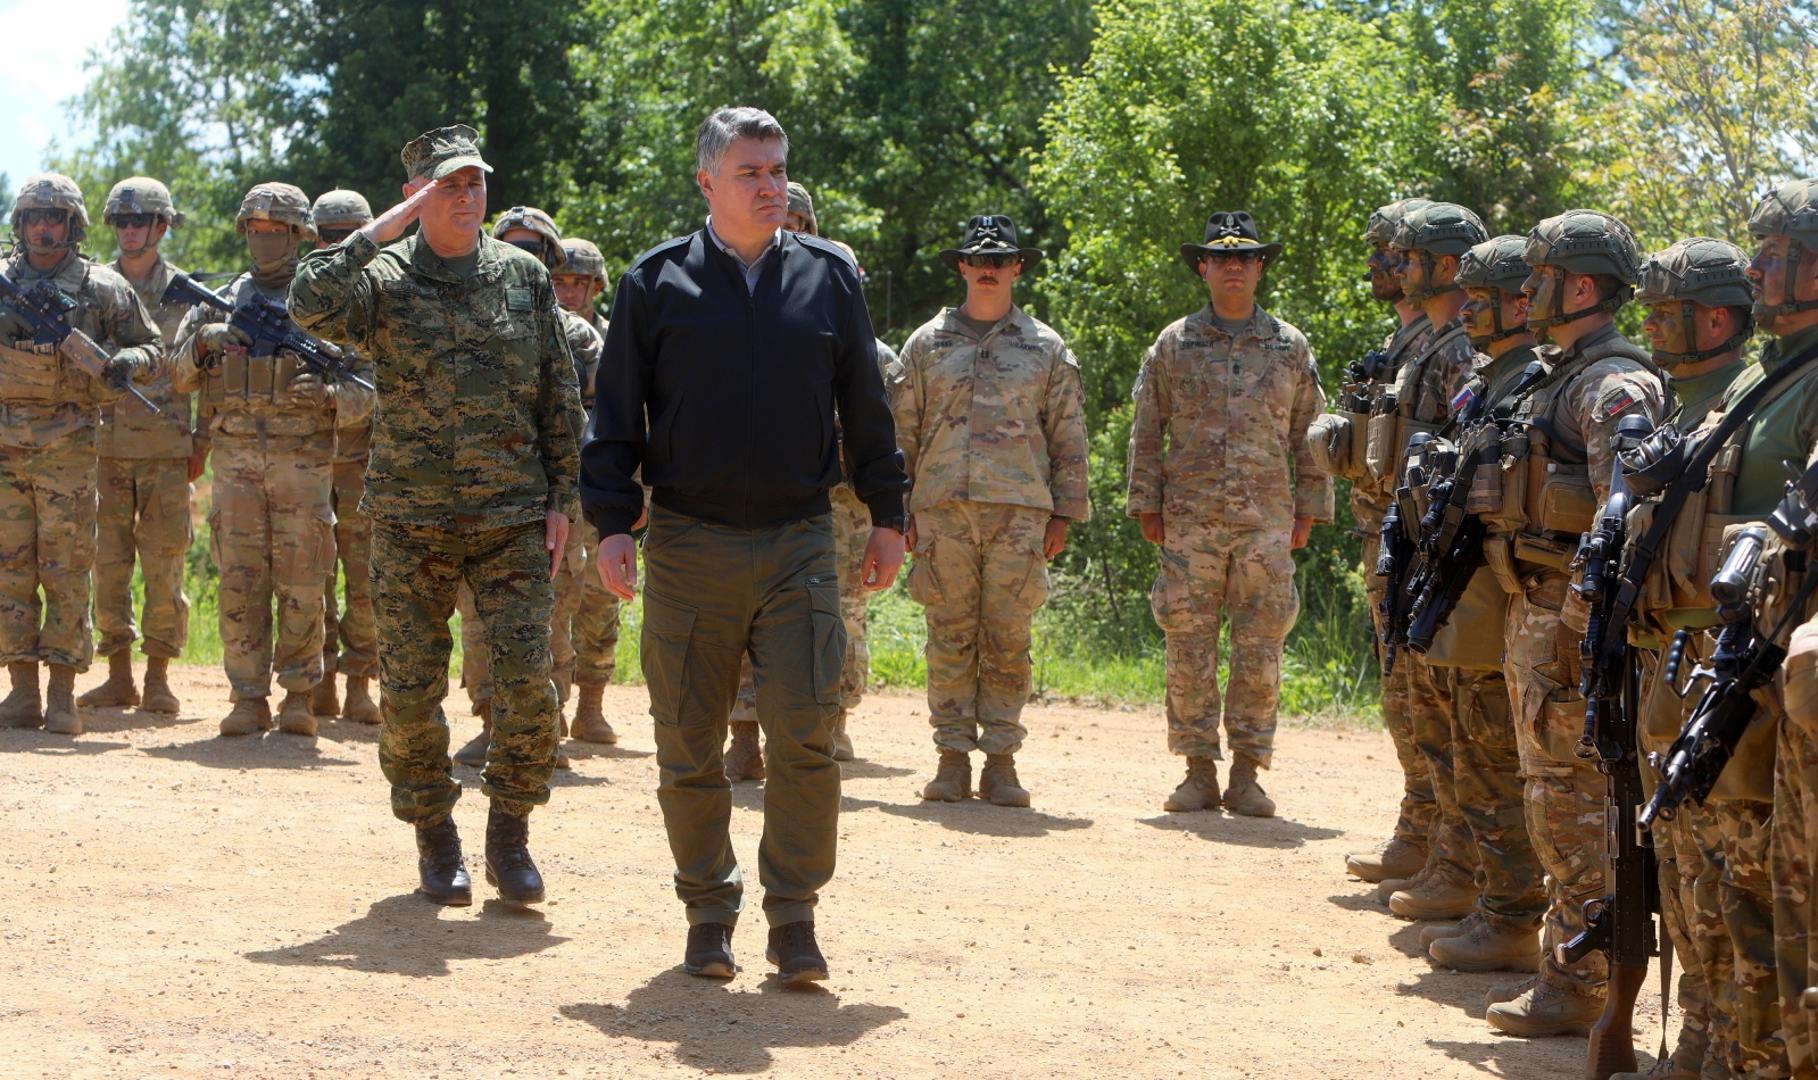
[
  {"x1": 1456, "y1": 235, "x2": 1532, "y2": 295},
  {"x1": 234, "y1": 182, "x2": 315, "y2": 239},
  {"x1": 1522, "y1": 209, "x2": 1641, "y2": 284},
  {"x1": 11, "y1": 173, "x2": 90, "y2": 245},
  {"x1": 785, "y1": 182, "x2": 818, "y2": 235},
  {"x1": 310, "y1": 189, "x2": 373, "y2": 229},
  {"x1": 491, "y1": 205, "x2": 566, "y2": 269},
  {"x1": 104, "y1": 177, "x2": 183, "y2": 228},
  {"x1": 558, "y1": 237, "x2": 606, "y2": 285},
  {"x1": 1636, "y1": 237, "x2": 1754, "y2": 365},
  {"x1": 1746, "y1": 177, "x2": 1818, "y2": 318},
  {"x1": 1391, "y1": 202, "x2": 1487, "y2": 256},
  {"x1": 1363, "y1": 198, "x2": 1432, "y2": 246}
]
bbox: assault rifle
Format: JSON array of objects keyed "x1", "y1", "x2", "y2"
[
  {"x1": 1376, "y1": 431, "x2": 1433, "y2": 675},
  {"x1": 0, "y1": 269, "x2": 160, "y2": 413},
  {"x1": 1558, "y1": 411, "x2": 1657, "y2": 1080},
  {"x1": 161, "y1": 271, "x2": 374, "y2": 391},
  {"x1": 1342, "y1": 348, "x2": 1389, "y2": 411}
]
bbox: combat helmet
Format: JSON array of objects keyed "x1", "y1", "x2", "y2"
[
  {"x1": 1746, "y1": 177, "x2": 1818, "y2": 319},
  {"x1": 492, "y1": 205, "x2": 565, "y2": 269},
  {"x1": 1391, "y1": 202, "x2": 1487, "y2": 302},
  {"x1": 11, "y1": 172, "x2": 90, "y2": 249},
  {"x1": 1362, "y1": 197, "x2": 1431, "y2": 292},
  {"x1": 786, "y1": 182, "x2": 818, "y2": 236},
  {"x1": 104, "y1": 177, "x2": 184, "y2": 229},
  {"x1": 1456, "y1": 235, "x2": 1533, "y2": 345},
  {"x1": 234, "y1": 182, "x2": 315, "y2": 240},
  {"x1": 559, "y1": 238, "x2": 607, "y2": 285},
  {"x1": 1634, "y1": 237, "x2": 1754, "y2": 365},
  {"x1": 1522, "y1": 209, "x2": 1641, "y2": 330},
  {"x1": 310, "y1": 189, "x2": 373, "y2": 231}
]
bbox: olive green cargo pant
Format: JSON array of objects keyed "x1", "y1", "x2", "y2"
[{"x1": 640, "y1": 506, "x2": 845, "y2": 928}]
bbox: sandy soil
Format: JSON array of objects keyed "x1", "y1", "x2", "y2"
[{"x1": 0, "y1": 666, "x2": 1674, "y2": 1079}]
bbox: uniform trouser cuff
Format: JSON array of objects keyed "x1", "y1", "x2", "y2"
[
  {"x1": 685, "y1": 905, "x2": 741, "y2": 927},
  {"x1": 762, "y1": 901, "x2": 816, "y2": 927}
]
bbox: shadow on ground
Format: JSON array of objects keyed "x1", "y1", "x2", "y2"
[
  {"x1": 142, "y1": 733, "x2": 358, "y2": 770},
  {"x1": 841, "y1": 794, "x2": 1093, "y2": 837},
  {"x1": 561, "y1": 968, "x2": 906, "y2": 1073},
  {"x1": 1426, "y1": 1036, "x2": 1637, "y2": 1078},
  {"x1": 244, "y1": 893, "x2": 568, "y2": 977},
  {"x1": 1139, "y1": 812, "x2": 1341, "y2": 849},
  {"x1": 73, "y1": 706, "x2": 196, "y2": 734},
  {"x1": 0, "y1": 732, "x2": 130, "y2": 756}
]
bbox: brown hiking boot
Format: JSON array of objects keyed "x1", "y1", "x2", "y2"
[
  {"x1": 921, "y1": 748, "x2": 971, "y2": 802},
  {"x1": 1388, "y1": 872, "x2": 1477, "y2": 920},
  {"x1": 141, "y1": 657, "x2": 180, "y2": 714},
  {"x1": 43, "y1": 665, "x2": 81, "y2": 735},
  {"x1": 77, "y1": 650, "x2": 138, "y2": 709},
  {"x1": 311, "y1": 674, "x2": 340, "y2": 717},
  {"x1": 724, "y1": 720, "x2": 765, "y2": 782},
  {"x1": 1222, "y1": 755, "x2": 1276, "y2": 817},
  {"x1": 342, "y1": 676, "x2": 379, "y2": 724},
  {"x1": 1428, "y1": 915, "x2": 1541, "y2": 972},
  {"x1": 830, "y1": 709, "x2": 854, "y2": 762},
  {"x1": 454, "y1": 703, "x2": 492, "y2": 767},
  {"x1": 1163, "y1": 756, "x2": 1220, "y2": 812},
  {"x1": 1346, "y1": 836, "x2": 1428, "y2": 883},
  {"x1": 0, "y1": 662, "x2": 43, "y2": 729},
  {"x1": 1484, "y1": 977, "x2": 1604, "y2": 1038},
  {"x1": 1484, "y1": 975, "x2": 1538, "y2": 1009},
  {"x1": 979, "y1": 753, "x2": 1031, "y2": 807},
  {"x1": 569, "y1": 682, "x2": 616, "y2": 744},
  {"x1": 219, "y1": 697, "x2": 272, "y2": 736},
  {"x1": 1419, "y1": 912, "x2": 1481, "y2": 950},
  {"x1": 1375, "y1": 866, "x2": 1425, "y2": 905},
  {"x1": 277, "y1": 691, "x2": 317, "y2": 736}
]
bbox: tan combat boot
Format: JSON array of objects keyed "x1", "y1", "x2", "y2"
[
  {"x1": 1483, "y1": 975, "x2": 1538, "y2": 1009},
  {"x1": 1484, "y1": 977, "x2": 1604, "y2": 1038},
  {"x1": 277, "y1": 690, "x2": 318, "y2": 736},
  {"x1": 1418, "y1": 911, "x2": 1480, "y2": 949},
  {"x1": 1388, "y1": 871, "x2": 1477, "y2": 920},
  {"x1": 978, "y1": 753, "x2": 1031, "y2": 807},
  {"x1": 311, "y1": 673, "x2": 340, "y2": 717},
  {"x1": 1345, "y1": 836, "x2": 1428, "y2": 883},
  {"x1": 921, "y1": 748, "x2": 971, "y2": 802},
  {"x1": 830, "y1": 709, "x2": 854, "y2": 762},
  {"x1": 1428, "y1": 915, "x2": 1541, "y2": 972},
  {"x1": 0, "y1": 662, "x2": 43, "y2": 729},
  {"x1": 141, "y1": 656, "x2": 180, "y2": 714},
  {"x1": 454, "y1": 703, "x2": 492, "y2": 767},
  {"x1": 1376, "y1": 867, "x2": 1424, "y2": 906},
  {"x1": 77, "y1": 650, "x2": 138, "y2": 709},
  {"x1": 43, "y1": 665, "x2": 81, "y2": 735},
  {"x1": 569, "y1": 682, "x2": 617, "y2": 744},
  {"x1": 1163, "y1": 756, "x2": 1220, "y2": 812},
  {"x1": 1222, "y1": 755, "x2": 1276, "y2": 817},
  {"x1": 342, "y1": 676, "x2": 379, "y2": 724},
  {"x1": 724, "y1": 720, "x2": 765, "y2": 782},
  {"x1": 219, "y1": 697, "x2": 272, "y2": 736}
]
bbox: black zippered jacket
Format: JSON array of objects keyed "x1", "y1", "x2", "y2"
[{"x1": 580, "y1": 227, "x2": 907, "y2": 538}]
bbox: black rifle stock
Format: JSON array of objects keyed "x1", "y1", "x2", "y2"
[
  {"x1": 1377, "y1": 432, "x2": 1433, "y2": 675},
  {"x1": 160, "y1": 271, "x2": 374, "y2": 392},
  {"x1": 0, "y1": 269, "x2": 160, "y2": 413}
]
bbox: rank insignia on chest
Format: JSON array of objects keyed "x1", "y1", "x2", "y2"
[{"x1": 505, "y1": 287, "x2": 534, "y2": 312}]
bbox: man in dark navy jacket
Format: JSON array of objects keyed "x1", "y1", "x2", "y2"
[{"x1": 582, "y1": 106, "x2": 908, "y2": 985}]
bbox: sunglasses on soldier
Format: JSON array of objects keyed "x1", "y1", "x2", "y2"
[
  {"x1": 962, "y1": 253, "x2": 1019, "y2": 269},
  {"x1": 18, "y1": 208, "x2": 68, "y2": 227},
  {"x1": 1202, "y1": 250, "x2": 1261, "y2": 264},
  {"x1": 111, "y1": 213, "x2": 158, "y2": 229},
  {"x1": 505, "y1": 238, "x2": 553, "y2": 265},
  {"x1": 317, "y1": 227, "x2": 357, "y2": 245}
]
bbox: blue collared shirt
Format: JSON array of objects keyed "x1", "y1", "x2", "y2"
[{"x1": 704, "y1": 217, "x2": 782, "y2": 294}]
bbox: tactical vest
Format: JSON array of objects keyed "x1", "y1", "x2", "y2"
[
  {"x1": 0, "y1": 338, "x2": 68, "y2": 404},
  {"x1": 201, "y1": 276, "x2": 328, "y2": 440},
  {"x1": 1361, "y1": 324, "x2": 1466, "y2": 497}
]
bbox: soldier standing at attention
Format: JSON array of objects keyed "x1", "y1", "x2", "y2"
[
  {"x1": 79, "y1": 177, "x2": 196, "y2": 717},
  {"x1": 0, "y1": 174, "x2": 164, "y2": 735},
  {"x1": 894, "y1": 213, "x2": 1089, "y2": 807},
  {"x1": 1127, "y1": 211, "x2": 1332, "y2": 817}
]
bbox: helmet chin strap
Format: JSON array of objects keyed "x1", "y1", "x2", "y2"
[
  {"x1": 1653, "y1": 300, "x2": 1751, "y2": 365},
  {"x1": 1526, "y1": 266, "x2": 1630, "y2": 330},
  {"x1": 1756, "y1": 238, "x2": 1818, "y2": 318},
  {"x1": 1403, "y1": 250, "x2": 1462, "y2": 305}
]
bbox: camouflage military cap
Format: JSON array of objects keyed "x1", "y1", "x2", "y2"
[
  {"x1": 786, "y1": 182, "x2": 818, "y2": 235},
  {"x1": 1523, "y1": 209, "x2": 1641, "y2": 284},
  {"x1": 13, "y1": 173, "x2": 90, "y2": 228},
  {"x1": 1363, "y1": 198, "x2": 1432, "y2": 245},
  {"x1": 401, "y1": 123, "x2": 493, "y2": 182},
  {"x1": 491, "y1": 206, "x2": 566, "y2": 268},
  {"x1": 1635, "y1": 237, "x2": 1754, "y2": 310},
  {"x1": 235, "y1": 182, "x2": 315, "y2": 238},
  {"x1": 1455, "y1": 235, "x2": 1531, "y2": 295},
  {"x1": 1392, "y1": 202, "x2": 1487, "y2": 256},
  {"x1": 558, "y1": 238, "x2": 607, "y2": 284},
  {"x1": 104, "y1": 177, "x2": 183, "y2": 227},
  {"x1": 310, "y1": 189, "x2": 373, "y2": 228},
  {"x1": 1747, "y1": 178, "x2": 1818, "y2": 246}
]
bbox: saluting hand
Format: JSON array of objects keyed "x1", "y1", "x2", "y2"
[{"x1": 362, "y1": 179, "x2": 439, "y2": 246}]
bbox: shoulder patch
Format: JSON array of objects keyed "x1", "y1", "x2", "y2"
[
  {"x1": 1593, "y1": 385, "x2": 1642, "y2": 423},
  {"x1": 506, "y1": 286, "x2": 534, "y2": 312}
]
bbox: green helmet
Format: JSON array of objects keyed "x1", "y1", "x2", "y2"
[
  {"x1": 1392, "y1": 202, "x2": 1486, "y2": 303},
  {"x1": 235, "y1": 182, "x2": 315, "y2": 239},
  {"x1": 559, "y1": 237, "x2": 606, "y2": 285},
  {"x1": 310, "y1": 189, "x2": 373, "y2": 229},
  {"x1": 1746, "y1": 177, "x2": 1818, "y2": 318},
  {"x1": 1523, "y1": 209, "x2": 1640, "y2": 330},
  {"x1": 1635, "y1": 237, "x2": 1754, "y2": 365},
  {"x1": 104, "y1": 177, "x2": 183, "y2": 228},
  {"x1": 1363, "y1": 198, "x2": 1432, "y2": 246},
  {"x1": 785, "y1": 182, "x2": 818, "y2": 235},
  {"x1": 1457, "y1": 235, "x2": 1532, "y2": 295},
  {"x1": 11, "y1": 172, "x2": 90, "y2": 248},
  {"x1": 491, "y1": 205, "x2": 565, "y2": 269}
]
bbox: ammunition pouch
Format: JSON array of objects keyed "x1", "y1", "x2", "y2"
[
  {"x1": 1308, "y1": 411, "x2": 1364, "y2": 481},
  {"x1": 0, "y1": 339, "x2": 66, "y2": 403},
  {"x1": 1422, "y1": 565, "x2": 1509, "y2": 670}
]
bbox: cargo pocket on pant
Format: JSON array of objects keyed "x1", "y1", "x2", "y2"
[
  {"x1": 1013, "y1": 548, "x2": 1050, "y2": 612},
  {"x1": 807, "y1": 577, "x2": 844, "y2": 706},
  {"x1": 641, "y1": 590, "x2": 696, "y2": 726},
  {"x1": 1523, "y1": 667, "x2": 1587, "y2": 768},
  {"x1": 905, "y1": 534, "x2": 941, "y2": 606},
  {"x1": 1149, "y1": 548, "x2": 1193, "y2": 633}
]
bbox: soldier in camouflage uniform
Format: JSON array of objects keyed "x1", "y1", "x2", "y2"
[
  {"x1": 0, "y1": 174, "x2": 164, "y2": 736},
  {"x1": 172, "y1": 183, "x2": 374, "y2": 739},
  {"x1": 1128, "y1": 211, "x2": 1332, "y2": 817},
  {"x1": 289, "y1": 125, "x2": 584, "y2": 907},
  {"x1": 1322, "y1": 198, "x2": 1442, "y2": 883},
  {"x1": 894, "y1": 213, "x2": 1088, "y2": 807},
  {"x1": 306, "y1": 189, "x2": 381, "y2": 726},
  {"x1": 78, "y1": 177, "x2": 195, "y2": 717},
  {"x1": 1481, "y1": 210, "x2": 1668, "y2": 1038}
]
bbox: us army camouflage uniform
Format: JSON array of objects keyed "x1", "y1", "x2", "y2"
[
  {"x1": 0, "y1": 249, "x2": 163, "y2": 672},
  {"x1": 288, "y1": 230, "x2": 584, "y2": 821},
  {"x1": 894, "y1": 306, "x2": 1089, "y2": 755},
  {"x1": 172, "y1": 272, "x2": 375, "y2": 703},
  {"x1": 1127, "y1": 305, "x2": 1332, "y2": 765},
  {"x1": 94, "y1": 252, "x2": 195, "y2": 665}
]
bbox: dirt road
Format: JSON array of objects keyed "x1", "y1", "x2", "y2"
[{"x1": 0, "y1": 666, "x2": 1670, "y2": 1078}]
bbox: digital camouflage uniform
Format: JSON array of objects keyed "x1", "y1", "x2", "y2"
[{"x1": 894, "y1": 305, "x2": 1089, "y2": 764}]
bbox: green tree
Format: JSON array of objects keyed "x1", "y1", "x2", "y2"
[{"x1": 0, "y1": 173, "x2": 12, "y2": 223}]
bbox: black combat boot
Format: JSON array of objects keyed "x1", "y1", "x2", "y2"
[
  {"x1": 415, "y1": 815, "x2": 472, "y2": 906},
  {"x1": 484, "y1": 804, "x2": 545, "y2": 905}
]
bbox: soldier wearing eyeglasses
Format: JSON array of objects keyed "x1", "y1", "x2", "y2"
[
  {"x1": 893, "y1": 213, "x2": 1090, "y2": 808},
  {"x1": 1128, "y1": 211, "x2": 1332, "y2": 817}
]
